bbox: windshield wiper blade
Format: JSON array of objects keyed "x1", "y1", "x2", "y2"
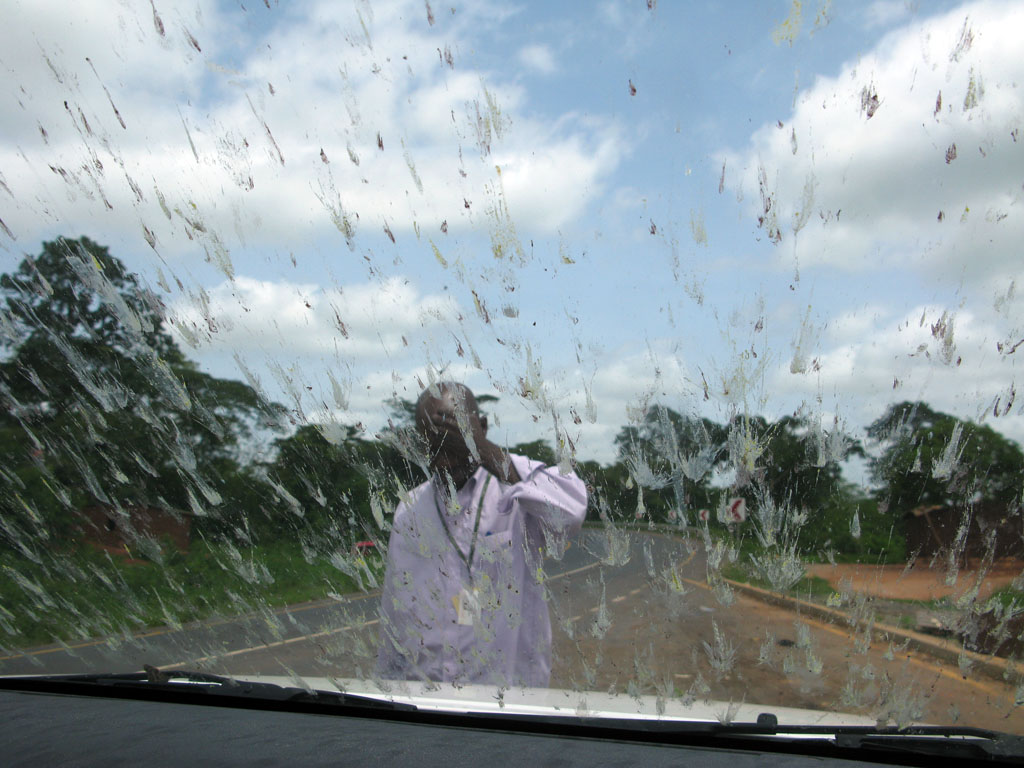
[
  {"x1": 828, "y1": 728, "x2": 1024, "y2": 762},
  {"x1": 656, "y1": 717, "x2": 1024, "y2": 762},
  {"x1": 0, "y1": 668, "x2": 415, "y2": 711},
  {"x1": 475, "y1": 712, "x2": 1024, "y2": 762}
]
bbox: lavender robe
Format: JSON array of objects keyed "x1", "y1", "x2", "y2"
[{"x1": 376, "y1": 454, "x2": 587, "y2": 687}]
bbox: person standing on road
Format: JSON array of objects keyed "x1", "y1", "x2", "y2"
[{"x1": 375, "y1": 382, "x2": 587, "y2": 687}]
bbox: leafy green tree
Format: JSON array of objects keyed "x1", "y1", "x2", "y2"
[
  {"x1": 585, "y1": 460, "x2": 639, "y2": 524},
  {"x1": 756, "y1": 414, "x2": 861, "y2": 515},
  {"x1": 383, "y1": 395, "x2": 417, "y2": 429},
  {"x1": 719, "y1": 413, "x2": 872, "y2": 558},
  {"x1": 263, "y1": 425, "x2": 370, "y2": 543},
  {"x1": 867, "y1": 401, "x2": 1024, "y2": 513},
  {"x1": 795, "y1": 482, "x2": 906, "y2": 563},
  {"x1": 383, "y1": 391, "x2": 498, "y2": 428},
  {"x1": 264, "y1": 420, "x2": 425, "y2": 548},
  {"x1": 613, "y1": 406, "x2": 728, "y2": 522},
  {"x1": 0, "y1": 237, "x2": 284, "y2": 546},
  {"x1": 510, "y1": 439, "x2": 557, "y2": 465}
]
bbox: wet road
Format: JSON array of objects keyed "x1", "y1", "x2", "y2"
[{"x1": 3, "y1": 529, "x2": 1023, "y2": 732}]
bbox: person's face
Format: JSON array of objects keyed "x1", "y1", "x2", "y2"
[{"x1": 416, "y1": 387, "x2": 486, "y2": 480}]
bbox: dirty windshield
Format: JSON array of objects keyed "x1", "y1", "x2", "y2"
[{"x1": 3, "y1": 0, "x2": 1024, "y2": 736}]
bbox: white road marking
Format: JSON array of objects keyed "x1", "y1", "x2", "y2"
[
  {"x1": 8, "y1": 535, "x2": 690, "y2": 667},
  {"x1": 569, "y1": 601, "x2": 605, "y2": 623},
  {"x1": 161, "y1": 561, "x2": 606, "y2": 668},
  {"x1": 5, "y1": 561, "x2": 603, "y2": 663},
  {"x1": 565, "y1": 550, "x2": 694, "y2": 623},
  {"x1": 547, "y1": 561, "x2": 601, "y2": 581},
  {"x1": 158, "y1": 619, "x2": 381, "y2": 670}
]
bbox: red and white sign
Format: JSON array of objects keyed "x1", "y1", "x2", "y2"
[
  {"x1": 716, "y1": 497, "x2": 747, "y2": 524},
  {"x1": 726, "y1": 497, "x2": 746, "y2": 522}
]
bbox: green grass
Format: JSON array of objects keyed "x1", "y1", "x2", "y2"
[
  {"x1": 793, "y1": 574, "x2": 837, "y2": 601},
  {"x1": 985, "y1": 585, "x2": 1024, "y2": 612},
  {"x1": 720, "y1": 561, "x2": 835, "y2": 601},
  {"x1": 800, "y1": 550, "x2": 907, "y2": 566},
  {"x1": 883, "y1": 595, "x2": 953, "y2": 610},
  {"x1": 875, "y1": 587, "x2": 1024, "y2": 614},
  {"x1": 895, "y1": 614, "x2": 918, "y2": 630},
  {"x1": 0, "y1": 540, "x2": 384, "y2": 649}
]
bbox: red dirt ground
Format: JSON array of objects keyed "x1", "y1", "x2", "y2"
[{"x1": 805, "y1": 558, "x2": 1023, "y2": 602}]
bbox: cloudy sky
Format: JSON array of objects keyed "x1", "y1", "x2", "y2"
[{"x1": 1, "y1": 0, "x2": 1022, "y2": 472}]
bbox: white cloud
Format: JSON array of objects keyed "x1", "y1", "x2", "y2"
[
  {"x1": 287, "y1": 332, "x2": 711, "y2": 466},
  {"x1": 768, "y1": 303, "x2": 1024, "y2": 444},
  {"x1": 597, "y1": 2, "x2": 626, "y2": 28},
  {"x1": 496, "y1": 123, "x2": 625, "y2": 232},
  {"x1": 517, "y1": 44, "x2": 557, "y2": 74},
  {"x1": 163, "y1": 273, "x2": 497, "y2": 437},
  {"x1": 722, "y1": 1, "x2": 1024, "y2": 285},
  {"x1": 480, "y1": 340, "x2": 725, "y2": 465},
  {"x1": 862, "y1": 0, "x2": 915, "y2": 29},
  {"x1": 168, "y1": 274, "x2": 458, "y2": 360},
  {"x1": 0, "y1": 0, "x2": 628, "y2": 264}
]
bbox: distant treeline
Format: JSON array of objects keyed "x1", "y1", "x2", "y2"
[{"x1": 3, "y1": 238, "x2": 1023, "y2": 570}]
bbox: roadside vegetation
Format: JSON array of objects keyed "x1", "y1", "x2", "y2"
[
  {"x1": 719, "y1": 561, "x2": 835, "y2": 602},
  {"x1": 0, "y1": 540, "x2": 385, "y2": 648}
]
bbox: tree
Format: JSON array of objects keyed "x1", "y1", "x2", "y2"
[
  {"x1": 262, "y1": 423, "x2": 421, "y2": 547},
  {"x1": 756, "y1": 414, "x2": 861, "y2": 515},
  {"x1": 613, "y1": 405, "x2": 728, "y2": 522},
  {"x1": 688, "y1": 412, "x2": 868, "y2": 562},
  {"x1": 0, "y1": 237, "x2": 284, "y2": 546},
  {"x1": 867, "y1": 401, "x2": 1024, "y2": 513},
  {"x1": 383, "y1": 395, "x2": 417, "y2": 429},
  {"x1": 510, "y1": 439, "x2": 557, "y2": 466}
]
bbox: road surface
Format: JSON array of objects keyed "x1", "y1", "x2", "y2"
[{"x1": 3, "y1": 530, "x2": 1022, "y2": 732}]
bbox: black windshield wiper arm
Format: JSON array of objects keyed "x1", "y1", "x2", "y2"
[
  {"x1": 0, "y1": 668, "x2": 415, "y2": 711},
  {"x1": 827, "y1": 728, "x2": 1024, "y2": 762},
  {"x1": 473, "y1": 711, "x2": 1024, "y2": 763},
  {"x1": 644, "y1": 716, "x2": 1024, "y2": 763}
]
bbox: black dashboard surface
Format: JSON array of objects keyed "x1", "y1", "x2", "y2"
[{"x1": 0, "y1": 688, "x2": 913, "y2": 767}]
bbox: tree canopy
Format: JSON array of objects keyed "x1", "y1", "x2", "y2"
[
  {"x1": 868, "y1": 400, "x2": 1024, "y2": 513},
  {"x1": 0, "y1": 237, "x2": 285, "y2": 545},
  {"x1": 4, "y1": 241, "x2": 1020, "y2": 568}
]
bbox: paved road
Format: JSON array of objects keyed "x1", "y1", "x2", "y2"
[
  {"x1": 550, "y1": 531, "x2": 1024, "y2": 733},
  {"x1": 4, "y1": 529, "x2": 1023, "y2": 732},
  {"x1": 0, "y1": 533, "x2": 602, "y2": 679}
]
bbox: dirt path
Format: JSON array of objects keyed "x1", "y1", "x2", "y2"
[{"x1": 805, "y1": 559, "x2": 1023, "y2": 602}]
